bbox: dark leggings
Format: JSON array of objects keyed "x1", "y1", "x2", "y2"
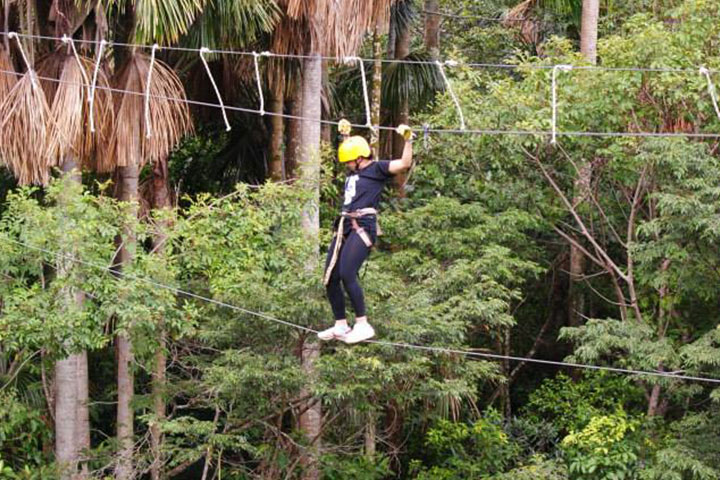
[{"x1": 325, "y1": 232, "x2": 371, "y2": 320}]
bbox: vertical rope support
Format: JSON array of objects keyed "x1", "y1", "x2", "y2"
[
  {"x1": 699, "y1": 66, "x2": 720, "y2": 121},
  {"x1": 344, "y1": 56, "x2": 373, "y2": 131},
  {"x1": 436, "y1": 60, "x2": 466, "y2": 130},
  {"x1": 88, "y1": 39, "x2": 107, "y2": 133},
  {"x1": 200, "y1": 47, "x2": 231, "y2": 131},
  {"x1": 7, "y1": 32, "x2": 36, "y2": 90},
  {"x1": 551, "y1": 64, "x2": 573, "y2": 145},
  {"x1": 252, "y1": 51, "x2": 265, "y2": 116},
  {"x1": 145, "y1": 43, "x2": 159, "y2": 139},
  {"x1": 61, "y1": 35, "x2": 92, "y2": 134}
]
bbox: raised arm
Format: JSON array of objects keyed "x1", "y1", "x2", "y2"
[{"x1": 388, "y1": 124, "x2": 414, "y2": 174}]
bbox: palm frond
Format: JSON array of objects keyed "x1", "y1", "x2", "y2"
[
  {"x1": 37, "y1": 50, "x2": 115, "y2": 170},
  {"x1": 0, "y1": 48, "x2": 17, "y2": 101},
  {"x1": 381, "y1": 52, "x2": 444, "y2": 114},
  {"x1": 0, "y1": 71, "x2": 55, "y2": 185},
  {"x1": 105, "y1": 53, "x2": 193, "y2": 173},
  {"x1": 132, "y1": 0, "x2": 207, "y2": 45},
  {"x1": 389, "y1": 0, "x2": 415, "y2": 40},
  {"x1": 182, "y1": 0, "x2": 280, "y2": 54},
  {"x1": 282, "y1": 0, "x2": 396, "y2": 57}
]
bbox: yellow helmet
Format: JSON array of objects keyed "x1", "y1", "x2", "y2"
[{"x1": 338, "y1": 136, "x2": 371, "y2": 163}]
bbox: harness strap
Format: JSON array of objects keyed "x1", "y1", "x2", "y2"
[
  {"x1": 350, "y1": 217, "x2": 373, "y2": 248},
  {"x1": 323, "y1": 216, "x2": 345, "y2": 286},
  {"x1": 322, "y1": 209, "x2": 378, "y2": 285}
]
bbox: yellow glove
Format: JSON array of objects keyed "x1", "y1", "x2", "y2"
[
  {"x1": 338, "y1": 119, "x2": 352, "y2": 136},
  {"x1": 396, "y1": 124, "x2": 415, "y2": 142}
]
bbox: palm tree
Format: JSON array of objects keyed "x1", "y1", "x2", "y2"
[
  {"x1": 580, "y1": 0, "x2": 599, "y2": 62},
  {"x1": 40, "y1": 47, "x2": 113, "y2": 479},
  {"x1": 274, "y1": 1, "x2": 396, "y2": 477},
  {"x1": 424, "y1": 0, "x2": 441, "y2": 59},
  {"x1": 104, "y1": 50, "x2": 192, "y2": 479}
]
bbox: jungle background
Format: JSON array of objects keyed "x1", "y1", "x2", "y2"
[{"x1": 0, "y1": 0, "x2": 719, "y2": 478}]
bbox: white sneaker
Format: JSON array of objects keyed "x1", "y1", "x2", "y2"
[
  {"x1": 342, "y1": 322, "x2": 375, "y2": 344},
  {"x1": 317, "y1": 324, "x2": 351, "y2": 341}
]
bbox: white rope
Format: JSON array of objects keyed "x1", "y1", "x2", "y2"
[
  {"x1": 199, "y1": 47, "x2": 231, "y2": 131},
  {"x1": 252, "y1": 51, "x2": 266, "y2": 116},
  {"x1": 145, "y1": 43, "x2": 159, "y2": 139},
  {"x1": 88, "y1": 39, "x2": 106, "y2": 133},
  {"x1": 7, "y1": 32, "x2": 36, "y2": 90},
  {"x1": 436, "y1": 60, "x2": 466, "y2": 130},
  {"x1": 344, "y1": 56, "x2": 373, "y2": 129},
  {"x1": 61, "y1": 35, "x2": 92, "y2": 133},
  {"x1": 551, "y1": 64, "x2": 574, "y2": 145},
  {"x1": 5, "y1": 31, "x2": 720, "y2": 74},
  {"x1": 4, "y1": 66, "x2": 720, "y2": 140},
  {"x1": 699, "y1": 66, "x2": 720, "y2": 121},
  {"x1": 5, "y1": 235, "x2": 720, "y2": 385}
]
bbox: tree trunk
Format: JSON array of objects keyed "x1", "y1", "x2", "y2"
[
  {"x1": 116, "y1": 163, "x2": 139, "y2": 480},
  {"x1": 647, "y1": 383, "x2": 662, "y2": 416},
  {"x1": 150, "y1": 159, "x2": 171, "y2": 480},
  {"x1": 370, "y1": 26, "x2": 383, "y2": 156},
  {"x1": 568, "y1": 2, "x2": 599, "y2": 331},
  {"x1": 75, "y1": 351, "x2": 90, "y2": 479},
  {"x1": 392, "y1": 13, "x2": 411, "y2": 193},
  {"x1": 269, "y1": 65, "x2": 285, "y2": 181},
  {"x1": 568, "y1": 161, "x2": 592, "y2": 335},
  {"x1": 285, "y1": 76, "x2": 303, "y2": 180},
  {"x1": 55, "y1": 355, "x2": 78, "y2": 479},
  {"x1": 321, "y1": 60, "x2": 331, "y2": 143},
  {"x1": 55, "y1": 160, "x2": 86, "y2": 480},
  {"x1": 297, "y1": 54, "x2": 323, "y2": 480},
  {"x1": 424, "y1": 0, "x2": 441, "y2": 59},
  {"x1": 580, "y1": 0, "x2": 600, "y2": 64},
  {"x1": 364, "y1": 411, "x2": 376, "y2": 459}
]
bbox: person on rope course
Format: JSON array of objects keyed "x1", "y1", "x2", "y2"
[{"x1": 318, "y1": 120, "x2": 415, "y2": 344}]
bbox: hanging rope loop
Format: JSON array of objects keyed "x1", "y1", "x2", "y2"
[
  {"x1": 200, "y1": 47, "x2": 232, "y2": 131},
  {"x1": 699, "y1": 66, "x2": 720, "y2": 121},
  {"x1": 61, "y1": 35, "x2": 91, "y2": 99},
  {"x1": 7, "y1": 32, "x2": 37, "y2": 90},
  {"x1": 551, "y1": 64, "x2": 574, "y2": 144},
  {"x1": 88, "y1": 39, "x2": 107, "y2": 133},
  {"x1": 344, "y1": 56, "x2": 373, "y2": 132},
  {"x1": 252, "y1": 51, "x2": 265, "y2": 116},
  {"x1": 436, "y1": 60, "x2": 466, "y2": 130},
  {"x1": 145, "y1": 43, "x2": 159, "y2": 139}
]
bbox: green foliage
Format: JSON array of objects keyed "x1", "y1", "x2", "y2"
[
  {"x1": 561, "y1": 411, "x2": 640, "y2": 480},
  {"x1": 640, "y1": 409, "x2": 720, "y2": 480},
  {"x1": 524, "y1": 372, "x2": 644, "y2": 434},
  {"x1": 410, "y1": 410, "x2": 519, "y2": 478},
  {"x1": 0, "y1": 389, "x2": 52, "y2": 471},
  {"x1": 322, "y1": 455, "x2": 392, "y2": 480},
  {"x1": 5, "y1": 0, "x2": 720, "y2": 477},
  {"x1": 489, "y1": 457, "x2": 569, "y2": 480}
]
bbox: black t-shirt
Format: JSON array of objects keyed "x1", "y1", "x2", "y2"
[{"x1": 342, "y1": 160, "x2": 393, "y2": 213}]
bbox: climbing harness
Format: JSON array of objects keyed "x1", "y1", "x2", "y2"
[{"x1": 322, "y1": 207, "x2": 379, "y2": 286}]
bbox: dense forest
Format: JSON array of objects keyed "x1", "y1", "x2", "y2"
[{"x1": 0, "y1": 0, "x2": 719, "y2": 478}]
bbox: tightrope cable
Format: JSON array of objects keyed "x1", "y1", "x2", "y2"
[
  {"x1": 3, "y1": 236, "x2": 720, "y2": 385},
  {"x1": 0, "y1": 66, "x2": 718, "y2": 140},
  {"x1": 1, "y1": 31, "x2": 718, "y2": 74}
]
